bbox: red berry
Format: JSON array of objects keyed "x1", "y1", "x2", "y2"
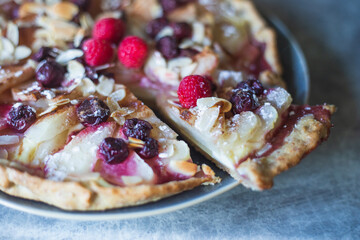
[
  {"x1": 93, "y1": 18, "x2": 125, "y2": 44},
  {"x1": 177, "y1": 75, "x2": 212, "y2": 108},
  {"x1": 118, "y1": 36, "x2": 148, "y2": 69},
  {"x1": 82, "y1": 39, "x2": 113, "y2": 67}
]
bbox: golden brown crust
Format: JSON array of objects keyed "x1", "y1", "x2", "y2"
[
  {"x1": 236, "y1": 108, "x2": 335, "y2": 190},
  {"x1": 0, "y1": 63, "x2": 35, "y2": 94},
  {"x1": 0, "y1": 163, "x2": 217, "y2": 211}
]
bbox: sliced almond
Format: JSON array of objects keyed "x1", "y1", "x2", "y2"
[
  {"x1": 78, "y1": 78, "x2": 96, "y2": 97},
  {"x1": 67, "y1": 60, "x2": 85, "y2": 79},
  {"x1": 6, "y1": 22, "x2": 19, "y2": 46},
  {"x1": 197, "y1": 97, "x2": 232, "y2": 113},
  {"x1": 96, "y1": 75, "x2": 115, "y2": 97},
  {"x1": 56, "y1": 49, "x2": 84, "y2": 64},
  {"x1": 46, "y1": 2, "x2": 79, "y2": 21},
  {"x1": 202, "y1": 164, "x2": 215, "y2": 176},
  {"x1": 168, "y1": 161, "x2": 197, "y2": 177},
  {"x1": 14, "y1": 46, "x2": 32, "y2": 60},
  {"x1": 19, "y1": 3, "x2": 45, "y2": 18}
]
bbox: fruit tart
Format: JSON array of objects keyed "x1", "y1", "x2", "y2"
[
  {"x1": 0, "y1": 0, "x2": 218, "y2": 211},
  {"x1": 112, "y1": 0, "x2": 335, "y2": 190}
]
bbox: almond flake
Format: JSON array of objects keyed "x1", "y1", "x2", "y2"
[
  {"x1": 197, "y1": 97, "x2": 232, "y2": 113},
  {"x1": 168, "y1": 57, "x2": 192, "y2": 70},
  {"x1": 96, "y1": 75, "x2": 115, "y2": 97},
  {"x1": 106, "y1": 97, "x2": 120, "y2": 112},
  {"x1": 56, "y1": 49, "x2": 83, "y2": 64},
  {"x1": 47, "y1": 2, "x2": 79, "y2": 21},
  {"x1": 14, "y1": 46, "x2": 32, "y2": 60},
  {"x1": 6, "y1": 22, "x2": 19, "y2": 46},
  {"x1": 78, "y1": 77, "x2": 96, "y2": 97},
  {"x1": 192, "y1": 22, "x2": 205, "y2": 43},
  {"x1": 79, "y1": 13, "x2": 94, "y2": 30},
  {"x1": 156, "y1": 26, "x2": 174, "y2": 40},
  {"x1": 1, "y1": 37, "x2": 15, "y2": 54},
  {"x1": 67, "y1": 60, "x2": 85, "y2": 79},
  {"x1": 109, "y1": 89, "x2": 126, "y2": 102},
  {"x1": 38, "y1": 105, "x2": 57, "y2": 117},
  {"x1": 180, "y1": 62, "x2": 198, "y2": 78},
  {"x1": 49, "y1": 98, "x2": 70, "y2": 107}
]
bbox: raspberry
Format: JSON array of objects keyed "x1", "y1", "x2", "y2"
[
  {"x1": 118, "y1": 36, "x2": 148, "y2": 68},
  {"x1": 93, "y1": 18, "x2": 125, "y2": 44},
  {"x1": 82, "y1": 39, "x2": 113, "y2": 67},
  {"x1": 177, "y1": 75, "x2": 212, "y2": 108}
]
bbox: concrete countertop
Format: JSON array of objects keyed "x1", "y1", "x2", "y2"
[{"x1": 1, "y1": 0, "x2": 359, "y2": 239}]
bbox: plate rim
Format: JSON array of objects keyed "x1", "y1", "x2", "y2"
[{"x1": 0, "y1": 16, "x2": 310, "y2": 221}]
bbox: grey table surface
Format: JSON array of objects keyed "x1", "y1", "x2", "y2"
[{"x1": 1, "y1": 0, "x2": 359, "y2": 239}]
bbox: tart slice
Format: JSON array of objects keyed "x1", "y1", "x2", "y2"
[
  {"x1": 156, "y1": 75, "x2": 335, "y2": 190},
  {"x1": 0, "y1": 56, "x2": 218, "y2": 211}
]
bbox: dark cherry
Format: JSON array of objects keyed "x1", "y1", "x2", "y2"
[
  {"x1": 137, "y1": 137, "x2": 159, "y2": 159},
  {"x1": 70, "y1": 0, "x2": 91, "y2": 10},
  {"x1": 99, "y1": 137, "x2": 129, "y2": 165},
  {"x1": 170, "y1": 22, "x2": 192, "y2": 40},
  {"x1": 159, "y1": 0, "x2": 194, "y2": 13},
  {"x1": 236, "y1": 79, "x2": 264, "y2": 96},
  {"x1": 146, "y1": 17, "x2": 169, "y2": 38},
  {"x1": 230, "y1": 90, "x2": 259, "y2": 114},
  {"x1": 35, "y1": 60, "x2": 65, "y2": 88},
  {"x1": 179, "y1": 48, "x2": 199, "y2": 58},
  {"x1": 1, "y1": 2, "x2": 19, "y2": 20},
  {"x1": 77, "y1": 98, "x2": 110, "y2": 126},
  {"x1": 7, "y1": 104, "x2": 36, "y2": 132},
  {"x1": 156, "y1": 36, "x2": 179, "y2": 60},
  {"x1": 32, "y1": 47, "x2": 57, "y2": 62},
  {"x1": 123, "y1": 118, "x2": 153, "y2": 140}
]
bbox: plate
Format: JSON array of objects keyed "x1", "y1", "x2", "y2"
[{"x1": 0, "y1": 16, "x2": 309, "y2": 221}]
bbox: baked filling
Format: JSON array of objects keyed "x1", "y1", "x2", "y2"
[{"x1": 0, "y1": 0, "x2": 334, "y2": 209}]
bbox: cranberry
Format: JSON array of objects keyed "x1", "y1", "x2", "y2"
[
  {"x1": 70, "y1": 0, "x2": 90, "y2": 10},
  {"x1": 230, "y1": 90, "x2": 259, "y2": 114},
  {"x1": 179, "y1": 48, "x2": 199, "y2": 58},
  {"x1": 137, "y1": 137, "x2": 159, "y2": 159},
  {"x1": 1, "y1": 2, "x2": 19, "y2": 20},
  {"x1": 156, "y1": 36, "x2": 179, "y2": 60},
  {"x1": 77, "y1": 98, "x2": 110, "y2": 126},
  {"x1": 35, "y1": 60, "x2": 65, "y2": 88},
  {"x1": 146, "y1": 17, "x2": 169, "y2": 38},
  {"x1": 99, "y1": 137, "x2": 129, "y2": 164},
  {"x1": 236, "y1": 79, "x2": 264, "y2": 96},
  {"x1": 123, "y1": 118, "x2": 153, "y2": 140},
  {"x1": 32, "y1": 47, "x2": 57, "y2": 62},
  {"x1": 160, "y1": 0, "x2": 194, "y2": 13},
  {"x1": 170, "y1": 22, "x2": 192, "y2": 40},
  {"x1": 7, "y1": 104, "x2": 36, "y2": 132}
]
